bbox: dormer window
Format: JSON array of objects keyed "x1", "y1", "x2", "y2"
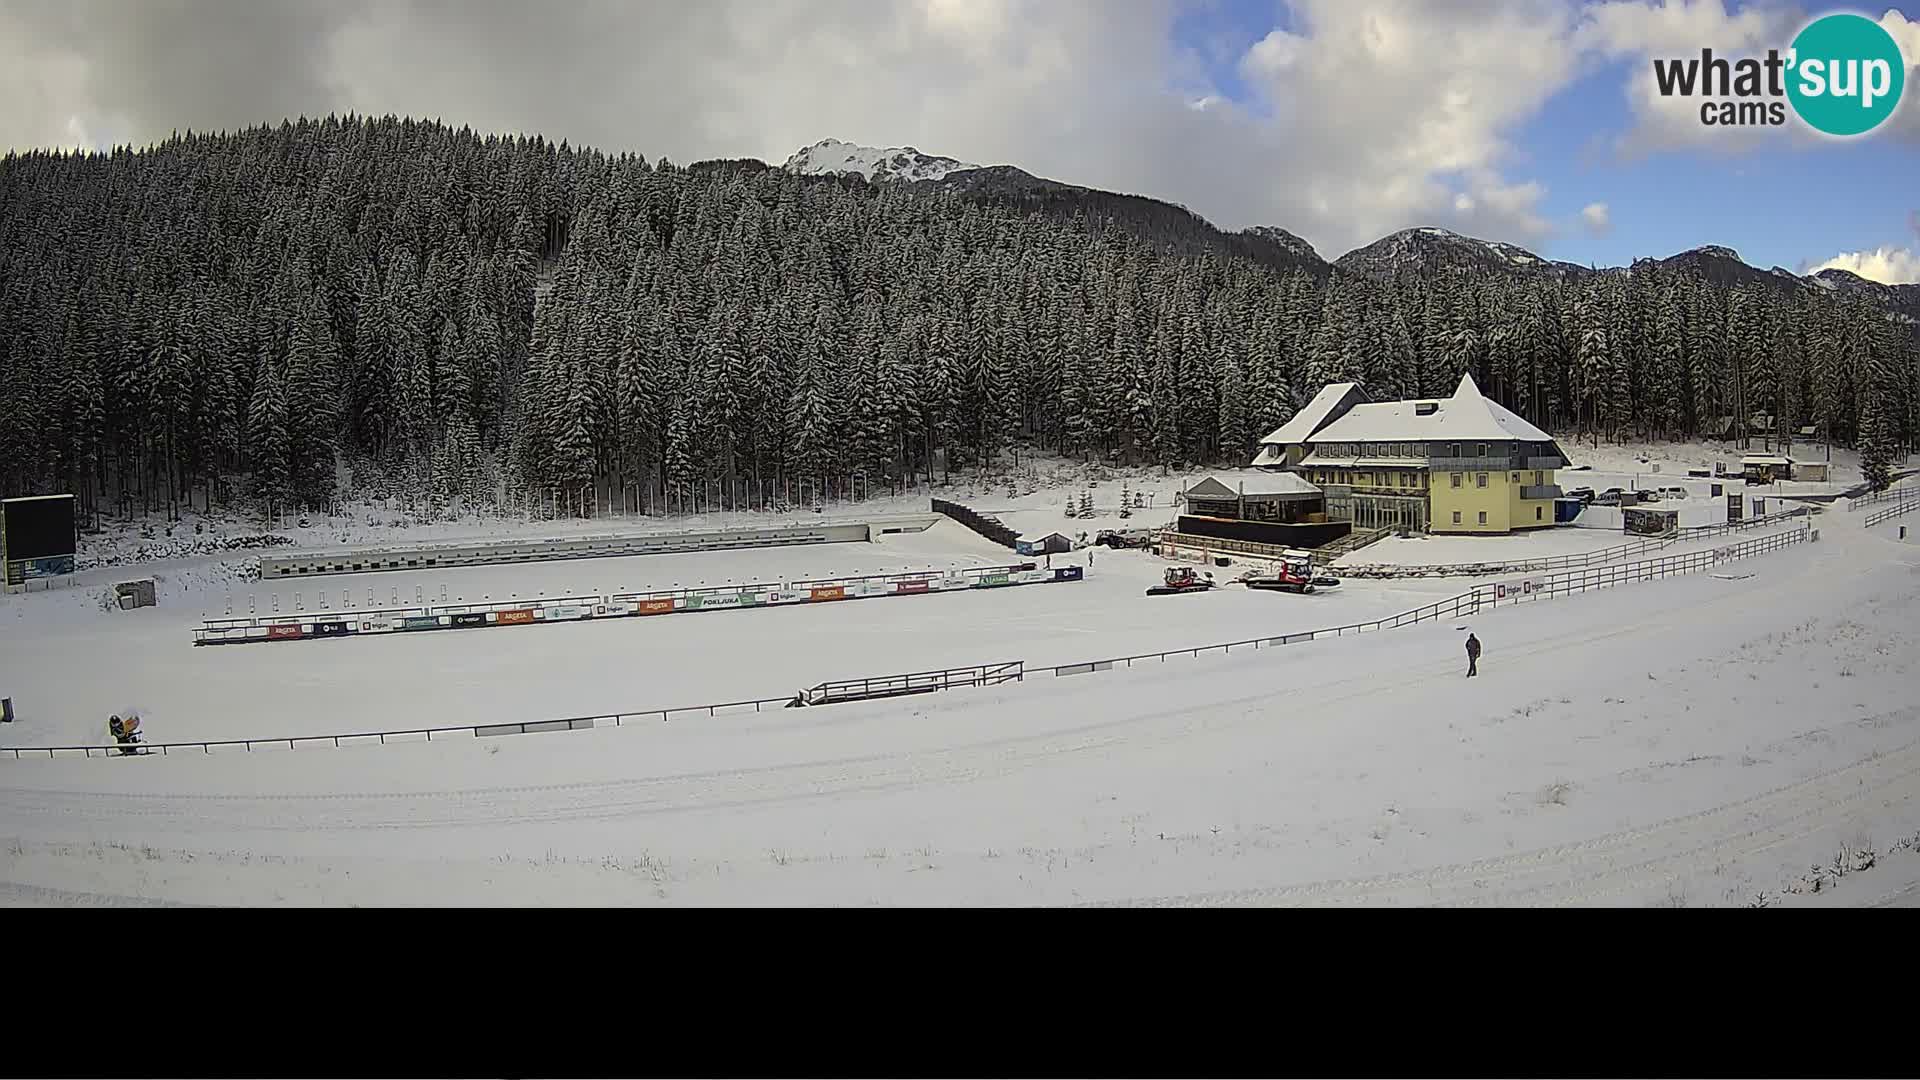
[{"x1": 1414, "y1": 402, "x2": 1437, "y2": 416}]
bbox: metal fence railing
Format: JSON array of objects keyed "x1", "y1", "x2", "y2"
[
  {"x1": 1320, "y1": 508, "x2": 1809, "y2": 580},
  {"x1": 8, "y1": 523, "x2": 1811, "y2": 762},
  {"x1": 1040, "y1": 523, "x2": 1808, "y2": 675},
  {"x1": 1334, "y1": 535, "x2": 1675, "y2": 580},
  {"x1": 1848, "y1": 485, "x2": 1918, "y2": 511},
  {"x1": 1863, "y1": 499, "x2": 1920, "y2": 528},
  {"x1": 3, "y1": 695, "x2": 801, "y2": 759},
  {"x1": 794, "y1": 662, "x2": 1026, "y2": 707}
]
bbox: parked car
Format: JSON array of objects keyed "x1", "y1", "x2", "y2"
[{"x1": 1565, "y1": 486, "x2": 1595, "y2": 504}]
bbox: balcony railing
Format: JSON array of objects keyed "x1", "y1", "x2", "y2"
[
  {"x1": 1524, "y1": 456, "x2": 1566, "y2": 471},
  {"x1": 1429, "y1": 456, "x2": 1514, "y2": 474},
  {"x1": 1520, "y1": 484, "x2": 1563, "y2": 500}
]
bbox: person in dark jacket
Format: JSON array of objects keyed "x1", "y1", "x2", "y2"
[{"x1": 1465, "y1": 633, "x2": 1481, "y2": 677}]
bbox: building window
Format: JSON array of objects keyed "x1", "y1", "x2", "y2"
[
  {"x1": 1476, "y1": 473, "x2": 1488, "y2": 488},
  {"x1": 1536, "y1": 506, "x2": 1544, "y2": 521},
  {"x1": 1451, "y1": 473, "x2": 1462, "y2": 488},
  {"x1": 1478, "y1": 511, "x2": 1488, "y2": 525},
  {"x1": 1477, "y1": 443, "x2": 1487, "y2": 457},
  {"x1": 1452, "y1": 511, "x2": 1462, "y2": 524},
  {"x1": 1449, "y1": 443, "x2": 1461, "y2": 458},
  {"x1": 1535, "y1": 471, "x2": 1543, "y2": 485},
  {"x1": 1511, "y1": 472, "x2": 1520, "y2": 483}
]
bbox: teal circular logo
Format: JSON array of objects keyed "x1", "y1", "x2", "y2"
[{"x1": 1786, "y1": 13, "x2": 1906, "y2": 136}]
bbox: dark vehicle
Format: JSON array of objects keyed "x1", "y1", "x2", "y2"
[
  {"x1": 1097, "y1": 528, "x2": 1155, "y2": 549},
  {"x1": 1565, "y1": 486, "x2": 1595, "y2": 504}
]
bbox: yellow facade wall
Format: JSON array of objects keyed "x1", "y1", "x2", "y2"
[
  {"x1": 1507, "y1": 467, "x2": 1559, "y2": 532},
  {"x1": 1306, "y1": 461, "x2": 1559, "y2": 535},
  {"x1": 1430, "y1": 468, "x2": 1512, "y2": 533}
]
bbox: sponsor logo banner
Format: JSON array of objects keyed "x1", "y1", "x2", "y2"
[
  {"x1": 400, "y1": 615, "x2": 441, "y2": 630},
  {"x1": 450, "y1": 612, "x2": 488, "y2": 627},
  {"x1": 5, "y1": 554, "x2": 75, "y2": 585},
  {"x1": 976, "y1": 574, "x2": 1011, "y2": 587},
  {"x1": 895, "y1": 579, "x2": 930, "y2": 594},
  {"x1": 266, "y1": 624, "x2": 304, "y2": 640},
  {"x1": 637, "y1": 598, "x2": 676, "y2": 615},
  {"x1": 496, "y1": 609, "x2": 535, "y2": 625},
  {"x1": 811, "y1": 586, "x2": 846, "y2": 601}
]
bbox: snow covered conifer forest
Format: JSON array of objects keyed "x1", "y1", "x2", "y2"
[{"x1": 2, "y1": 116, "x2": 1916, "y2": 522}]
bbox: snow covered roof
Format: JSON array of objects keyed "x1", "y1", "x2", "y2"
[
  {"x1": 1250, "y1": 445, "x2": 1286, "y2": 467},
  {"x1": 1307, "y1": 374, "x2": 1554, "y2": 445},
  {"x1": 1185, "y1": 474, "x2": 1323, "y2": 501},
  {"x1": 1260, "y1": 383, "x2": 1362, "y2": 446},
  {"x1": 1742, "y1": 455, "x2": 1791, "y2": 465}
]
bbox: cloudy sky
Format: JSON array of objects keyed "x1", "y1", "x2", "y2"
[{"x1": 3, "y1": 0, "x2": 1918, "y2": 280}]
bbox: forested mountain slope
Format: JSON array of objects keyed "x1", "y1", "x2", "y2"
[{"x1": 1, "y1": 115, "x2": 1914, "y2": 519}]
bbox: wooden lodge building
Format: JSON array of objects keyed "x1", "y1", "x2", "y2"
[
  {"x1": 1175, "y1": 473, "x2": 1350, "y2": 550},
  {"x1": 1249, "y1": 373, "x2": 1571, "y2": 536}
]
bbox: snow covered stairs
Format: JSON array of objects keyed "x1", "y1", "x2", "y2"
[{"x1": 787, "y1": 661, "x2": 1025, "y2": 708}]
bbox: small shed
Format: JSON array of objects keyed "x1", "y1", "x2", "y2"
[
  {"x1": 1792, "y1": 460, "x2": 1830, "y2": 483},
  {"x1": 1623, "y1": 506, "x2": 1680, "y2": 537},
  {"x1": 1741, "y1": 455, "x2": 1793, "y2": 483},
  {"x1": 1015, "y1": 532, "x2": 1073, "y2": 556},
  {"x1": 114, "y1": 579, "x2": 157, "y2": 610}
]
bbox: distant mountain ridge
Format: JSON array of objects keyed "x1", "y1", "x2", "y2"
[{"x1": 776, "y1": 138, "x2": 1915, "y2": 308}]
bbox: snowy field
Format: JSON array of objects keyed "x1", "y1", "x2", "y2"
[
  {"x1": 2, "y1": 449, "x2": 1916, "y2": 907},
  {"x1": 0, "y1": 506, "x2": 1913, "y2": 907},
  {"x1": 0, "y1": 518, "x2": 1464, "y2": 748}
]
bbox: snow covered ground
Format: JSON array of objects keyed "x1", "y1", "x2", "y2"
[
  {"x1": 2, "y1": 448, "x2": 1915, "y2": 907},
  {"x1": 0, "y1": 508, "x2": 1911, "y2": 907},
  {"x1": 1335, "y1": 526, "x2": 1726, "y2": 569},
  {"x1": 0, "y1": 517, "x2": 1466, "y2": 748}
]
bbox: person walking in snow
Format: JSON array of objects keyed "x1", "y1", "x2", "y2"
[{"x1": 1465, "y1": 632, "x2": 1481, "y2": 678}]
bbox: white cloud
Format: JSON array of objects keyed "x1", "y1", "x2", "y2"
[
  {"x1": 0, "y1": 0, "x2": 1600, "y2": 261},
  {"x1": 1581, "y1": 201, "x2": 1611, "y2": 233},
  {"x1": 1230, "y1": 0, "x2": 1581, "y2": 251},
  {"x1": 1808, "y1": 246, "x2": 1920, "y2": 285}
]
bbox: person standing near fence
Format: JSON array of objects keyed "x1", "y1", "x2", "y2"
[{"x1": 1465, "y1": 633, "x2": 1481, "y2": 678}]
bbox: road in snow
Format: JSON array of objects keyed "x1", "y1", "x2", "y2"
[{"x1": 0, "y1": 507, "x2": 1914, "y2": 906}]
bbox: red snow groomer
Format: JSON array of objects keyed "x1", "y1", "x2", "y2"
[
  {"x1": 1146, "y1": 566, "x2": 1216, "y2": 596},
  {"x1": 1244, "y1": 553, "x2": 1337, "y2": 594}
]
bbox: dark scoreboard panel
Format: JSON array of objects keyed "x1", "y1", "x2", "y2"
[
  {"x1": 2, "y1": 495, "x2": 77, "y2": 561},
  {"x1": 3, "y1": 495, "x2": 77, "y2": 585}
]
